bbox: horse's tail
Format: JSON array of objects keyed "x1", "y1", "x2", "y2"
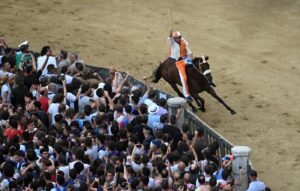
[{"x1": 151, "y1": 63, "x2": 162, "y2": 83}]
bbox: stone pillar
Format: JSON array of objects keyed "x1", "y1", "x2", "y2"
[
  {"x1": 167, "y1": 97, "x2": 186, "y2": 129},
  {"x1": 231, "y1": 146, "x2": 252, "y2": 191}
]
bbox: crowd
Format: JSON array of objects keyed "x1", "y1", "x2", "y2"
[{"x1": 0, "y1": 37, "x2": 269, "y2": 191}]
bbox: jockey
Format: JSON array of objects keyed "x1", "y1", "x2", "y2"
[{"x1": 168, "y1": 29, "x2": 193, "y2": 102}]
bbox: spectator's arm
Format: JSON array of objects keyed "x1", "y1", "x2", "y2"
[
  {"x1": 75, "y1": 87, "x2": 82, "y2": 100},
  {"x1": 114, "y1": 72, "x2": 130, "y2": 94},
  {"x1": 29, "y1": 53, "x2": 37, "y2": 70},
  {"x1": 191, "y1": 130, "x2": 198, "y2": 148},
  {"x1": 104, "y1": 91, "x2": 114, "y2": 110},
  {"x1": 143, "y1": 76, "x2": 152, "y2": 95},
  {"x1": 123, "y1": 160, "x2": 128, "y2": 181},
  {"x1": 62, "y1": 80, "x2": 67, "y2": 103},
  {"x1": 166, "y1": 161, "x2": 173, "y2": 180},
  {"x1": 176, "y1": 107, "x2": 182, "y2": 119},
  {"x1": 20, "y1": 163, "x2": 36, "y2": 176},
  {"x1": 112, "y1": 93, "x2": 121, "y2": 102},
  {"x1": 93, "y1": 72, "x2": 104, "y2": 82},
  {"x1": 235, "y1": 168, "x2": 244, "y2": 185}
]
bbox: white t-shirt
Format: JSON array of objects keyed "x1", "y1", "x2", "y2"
[
  {"x1": 65, "y1": 74, "x2": 73, "y2": 84},
  {"x1": 48, "y1": 103, "x2": 60, "y2": 124},
  {"x1": 1, "y1": 83, "x2": 11, "y2": 104},
  {"x1": 69, "y1": 160, "x2": 90, "y2": 176},
  {"x1": 37, "y1": 55, "x2": 57, "y2": 75},
  {"x1": 84, "y1": 146, "x2": 98, "y2": 162},
  {"x1": 57, "y1": 166, "x2": 70, "y2": 180},
  {"x1": 66, "y1": 92, "x2": 76, "y2": 109}
]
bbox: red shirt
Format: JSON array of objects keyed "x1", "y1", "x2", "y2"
[
  {"x1": 4, "y1": 127, "x2": 23, "y2": 140},
  {"x1": 38, "y1": 97, "x2": 49, "y2": 113}
]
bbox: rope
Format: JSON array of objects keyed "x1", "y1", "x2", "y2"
[{"x1": 192, "y1": 62, "x2": 202, "y2": 74}]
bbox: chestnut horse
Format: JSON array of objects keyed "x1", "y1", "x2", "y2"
[{"x1": 151, "y1": 56, "x2": 236, "y2": 114}]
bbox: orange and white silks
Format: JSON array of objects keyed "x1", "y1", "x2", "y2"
[{"x1": 168, "y1": 37, "x2": 192, "y2": 97}]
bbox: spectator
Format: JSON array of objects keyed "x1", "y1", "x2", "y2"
[
  {"x1": 57, "y1": 50, "x2": 68, "y2": 74},
  {"x1": 37, "y1": 46, "x2": 57, "y2": 75},
  {"x1": 247, "y1": 170, "x2": 266, "y2": 191}
]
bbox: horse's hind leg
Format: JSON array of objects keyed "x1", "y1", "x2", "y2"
[
  {"x1": 169, "y1": 83, "x2": 197, "y2": 111},
  {"x1": 191, "y1": 93, "x2": 206, "y2": 112},
  {"x1": 206, "y1": 87, "x2": 236, "y2": 115}
]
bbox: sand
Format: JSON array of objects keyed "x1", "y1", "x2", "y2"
[{"x1": 0, "y1": 0, "x2": 299, "y2": 190}]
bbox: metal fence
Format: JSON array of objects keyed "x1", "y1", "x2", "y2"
[{"x1": 89, "y1": 65, "x2": 234, "y2": 158}]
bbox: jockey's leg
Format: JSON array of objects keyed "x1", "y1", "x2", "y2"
[{"x1": 175, "y1": 60, "x2": 190, "y2": 98}]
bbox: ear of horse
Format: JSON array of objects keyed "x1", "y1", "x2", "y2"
[{"x1": 205, "y1": 55, "x2": 209, "y2": 61}]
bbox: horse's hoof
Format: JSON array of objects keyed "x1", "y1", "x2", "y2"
[
  {"x1": 199, "y1": 107, "x2": 206, "y2": 112},
  {"x1": 192, "y1": 107, "x2": 197, "y2": 112},
  {"x1": 230, "y1": 110, "x2": 237, "y2": 115},
  {"x1": 209, "y1": 82, "x2": 216, "y2": 87}
]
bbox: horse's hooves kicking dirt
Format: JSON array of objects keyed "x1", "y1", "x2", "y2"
[{"x1": 231, "y1": 110, "x2": 237, "y2": 115}]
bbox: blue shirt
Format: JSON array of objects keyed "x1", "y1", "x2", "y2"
[{"x1": 147, "y1": 114, "x2": 161, "y2": 129}]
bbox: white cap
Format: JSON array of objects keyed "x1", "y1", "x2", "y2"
[
  {"x1": 18, "y1": 40, "x2": 28, "y2": 48},
  {"x1": 98, "y1": 82, "x2": 105, "y2": 89}
]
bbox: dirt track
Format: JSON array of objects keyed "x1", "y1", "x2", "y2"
[{"x1": 1, "y1": 0, "x2": 299, "y2": 190}]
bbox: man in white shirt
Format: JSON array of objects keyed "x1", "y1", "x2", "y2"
[
  {"x1": 247, "y1": 170, "x2": 266, "y2": 191},
  {"x1": 37, "y1": 46, "x2": 57, "y2": 75}
]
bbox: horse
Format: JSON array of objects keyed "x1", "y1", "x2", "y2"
[{"x1": 151, "y1": 56, "x2": 236, "y2": 115}]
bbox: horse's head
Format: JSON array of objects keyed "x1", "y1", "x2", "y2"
[{"x1": 192, "y1": 56, "x2": 216, "y2": 87}]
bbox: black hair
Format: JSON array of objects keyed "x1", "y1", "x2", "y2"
[
  {"x1": 56, "y1": 174, "x2": 65, "y2": 185},
  {"x1": 60, "y1": 50, "x2": 68, "y2": 59},
  {"x1": 81, "y1": 83, "x2": 90, "y2": 94},
  {"x1": 96, "y1": 88, "x2": 104, "y2": 97},
  {"x1": 148, "y1": 90, "x2": 156, "y2": 99},
  {"x1": 85, "y1": 137, "x2": 93, "y2": 147},
  {"x1": 209, "y1": 177, "x2": 217, "y2": 187},
  {"x1": 75, "y1": 62, "x2": 84, "y2": 71},
  {"x1": 40, "y1": 46, "x2": 50, "y2": 56},
  {"x1": 161, "y1": 178, "x2": 169, "y2": 189},
  {"x1": 8, "y1": 116, "x2": 18, "y2": 129},
  {"x1": 84, "y1": 105, "x2": 92, "y2": 116},
  {"x1": 74, "y1": 161, "x2": 84, "y2": 174},
  {"x1": 69, "y1": 169, "x2": 77, "y2": 179}
]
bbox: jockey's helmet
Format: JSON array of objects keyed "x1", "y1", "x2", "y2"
[{"x1": 172, "y1": 31, "x2": 181, "y2": 38}]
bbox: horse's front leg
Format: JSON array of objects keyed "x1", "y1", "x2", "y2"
[
  {"x1": 206, "y1": 87, "x2": 236, "y2": 115},
  {"x1": 191, "y1": 93, "x2": 206, "y2": 112}
]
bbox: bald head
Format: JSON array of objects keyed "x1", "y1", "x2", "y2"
[
  {"x1": 48, "y1": 83, "x2": 56, "y2": 92},
  {"x1": 178, "y1": 161, "x2": 186, "y2": 172}
]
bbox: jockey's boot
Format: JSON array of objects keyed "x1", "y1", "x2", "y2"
[{"x1": 186, "y1": 96, "x2": 193, "y2": 103}]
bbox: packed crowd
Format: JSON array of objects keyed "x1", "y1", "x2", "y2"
[{"x1": 0, "y1": 38, "x2": 268, "y2": 191}]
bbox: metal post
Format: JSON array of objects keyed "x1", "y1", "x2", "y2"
[
  {"x1": 231, "y1": 146, "x2": 252, "y2": 191},
  {"x1": 167, "y1": 97, "x2": 186, "y2": 129}
]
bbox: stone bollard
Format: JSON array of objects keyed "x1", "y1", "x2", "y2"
[
  {"x1": 231, "y1": 146, "x2": 252, "y2": 191},
  {"x1": 167, "y1": 97, "x2": 186, "y2": 129}
]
